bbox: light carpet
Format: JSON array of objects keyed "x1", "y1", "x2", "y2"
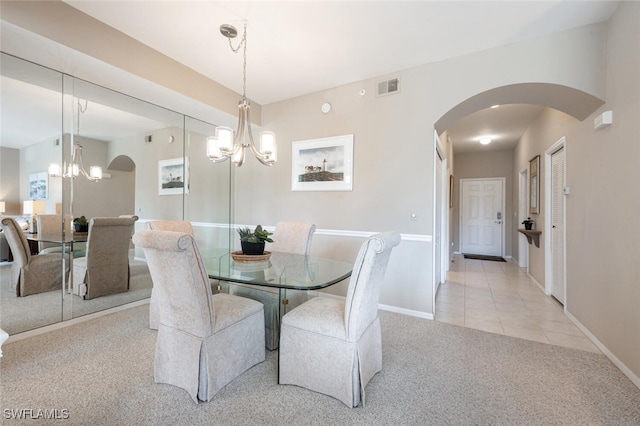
[
  {"x1": 1, "y1": 305, "x2": 639, "y2": 425},
  {"x1": 0, "y1": 260, "x2": 152, "y2": 335}
]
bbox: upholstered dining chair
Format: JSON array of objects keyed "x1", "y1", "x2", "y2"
[
  {"x1": 1, "y1": 217, "x2": 63, "y2": 297},
  {"x1": 132, "y1": 230, "x2": 265, "y2": 403},
  {"x1": 73, "y1": 216, "x2": 137, "y2": 299},
  {"x1": 146, "y1": 220, "x2": 195, "y2": 330},
  {"x1": 278, "y1": 231, "x2": 400, "y2": 407},
  {"x1": 37, "y1": 214, "x2": 86, "y2": 257},
  {"x1": 229, "y1": 221, "x2": 316, "y2": 350}
]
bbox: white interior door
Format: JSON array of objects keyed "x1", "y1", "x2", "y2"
[
  {"x1": 550, "y1": 147, "x2": 566, "y2": 303},
  {"x1": 461, "y1": 178, "x2": 504, "y2": 256}
]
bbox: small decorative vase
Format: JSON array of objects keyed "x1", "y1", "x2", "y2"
[
  {"x1": 241, "y1": 241, "x2": 265, "y2": 255},
  {"x1": 524, "y1": 222, "x2": 533, "y2": 230}
]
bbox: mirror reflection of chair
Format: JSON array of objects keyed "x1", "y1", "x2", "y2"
[
  {"x1": 229, "y1": 222, "x2": 316, "y2": 350},
  {"x1": 279, "y1": 231, "x2": 400, "y2": 407},
  {"x1": 145, "y1": 220, "x2": 194, "y2": 330},
  {"x1": 1, "y1": 217, "x2": 63, "y2": 297},
  {"x1": 132, "y1": 230, "x2": 265, "y2": 403},
  {"x1": 37, "y1": 214, "x2": 86, "y2": 258},
  {"x1": 73, "y1": 217, "x2": 137, "y2": 299}
]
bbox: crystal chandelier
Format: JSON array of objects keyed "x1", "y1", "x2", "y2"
[
  {"x1": 48, "y1": 99, "x2": 102, "y2": 181},
  {"x1": 206, "y1": 22, "x2": 277, "y2": 167}
]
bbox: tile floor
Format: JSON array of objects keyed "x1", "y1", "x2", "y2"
[{"x1": 435, "y1": 254, "x2": 601, "y2": 353}]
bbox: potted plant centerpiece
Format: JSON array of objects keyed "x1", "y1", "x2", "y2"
[
  {"x1": 237, "y1": 225, "x2": 274, "y2": 255},
  {"x1": 521, "y1": 217, "x2": 535, "y2": 230},
  {"x1": 73, "y1": 215, "x2": 89, "y2": 233}
]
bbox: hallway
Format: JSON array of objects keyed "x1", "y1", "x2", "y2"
[{"x1": 435, "y1": 254, "x2": 600, "y2": 353}]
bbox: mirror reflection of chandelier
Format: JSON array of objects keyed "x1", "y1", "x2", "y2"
[
  {"x1": 48, "y1": 99, "x2": 102, "y2": 181},
  {"x1": 206, "y1": 22, "x2": 277, "y2": 167}
]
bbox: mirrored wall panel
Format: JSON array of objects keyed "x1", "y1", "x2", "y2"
[{"x1": 0, "y1": 53, "x2": 232, "y2": 335}]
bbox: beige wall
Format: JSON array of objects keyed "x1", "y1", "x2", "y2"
[
  {"x1": 0, "y1": 147, "x2": 20, "y2": 213},
  {"x1": 452, "y1": 149, "x2": 514, "y2": 256},
  {"x1": 511, "y1": 1, "x2": 640, "y2": 385},
  {"x1": 565, "y1": 1, "x2": 640, "y2": 379}
]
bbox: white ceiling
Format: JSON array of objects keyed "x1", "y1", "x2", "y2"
[
  {"x1": 65, "y1": 0, "x2": 619, "y2": 106},
  {"x1": 2, "y1": 1, "x2": 619, "y2": 152}
]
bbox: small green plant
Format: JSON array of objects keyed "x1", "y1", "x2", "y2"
[
  {"x1": 237, "y1": 225, "x2": 274, "y2": 243},
  {"x1": 73, "y1": 215, "x2": 88, "y2": 226}
]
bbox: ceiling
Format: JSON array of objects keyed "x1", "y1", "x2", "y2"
[{"x1": 2, "y1": 1, "x2": 619, "y2": 152}]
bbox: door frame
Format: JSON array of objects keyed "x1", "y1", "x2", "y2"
[
  {"x1": 459, "y1": 177, "x2": 506, "y2": 257},
  {"x1": 544, "y1": 137, "x2": 567, "y2": 305},
  {"x1": 433, "y1": 131, "x2": 449, "y2": 309}
]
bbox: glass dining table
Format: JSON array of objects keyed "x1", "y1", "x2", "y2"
[
  {"x1": 26, "y1": 232, "x2": 88, "y2": 295},
  {"x1": 200, "y1": 249, "x2": 353, "y2": 317}
]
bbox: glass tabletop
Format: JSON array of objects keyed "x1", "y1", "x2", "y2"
[
  {"x1": 201, "y1": 249, "x2": 353, "y2": 291},
  {"x1": 26, "y1": 232, "x2": 88, "y2": 243}
]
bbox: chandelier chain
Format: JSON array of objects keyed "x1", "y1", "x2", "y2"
[
  {"x1": 77, "y1": 99, "x2": 88, "y2": 136},
  {"x1": 226, "y1": 22, "x2": 248, "y2": 99}
]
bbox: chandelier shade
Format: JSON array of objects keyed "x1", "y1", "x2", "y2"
[
  {"x1": 206, "y1": 22, "x2": 277, "y2": 167},
  {"x1": 48, "y1": 144, "x2": 102, "y2": 181}
]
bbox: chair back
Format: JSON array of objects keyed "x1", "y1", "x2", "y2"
[
  {"x1": 147, "y1": 220, "x2": 194, "y2": 235},
  {"x1": 132, "y1": 230, "x2": 214, "y2": 337},
  {"x1": 37, "y1": 214, "x2": 72, "y2": 251},
  {"x1": 0, "y1": 217, "x2": 31, "y2": 267},
  {"x1": 85, "y1": 217, "x2": 136, "y2": 268},
  {"x1": 78, "y1": 217, "x2": 136, "y2": 298},
  {"x1": 344, "y1": 231, "x2": 400, "y2": 341},
  {"x1": 270, "y1": 222, "x2": 316, "y2": 255}
]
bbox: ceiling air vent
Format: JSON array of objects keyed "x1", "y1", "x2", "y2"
[{"x1": 376, "y1": 78, "x2": 400, "y2": 97}]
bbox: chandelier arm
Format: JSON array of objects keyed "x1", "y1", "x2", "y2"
[
  {"x1": 208, "y1": 156, "x2": 230, "y2": 164},
  {"x1": 244, "y1": 100, "x2": 271, "y2": 161}
]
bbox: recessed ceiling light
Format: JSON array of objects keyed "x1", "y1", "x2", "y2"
[
  {"x1": 490, "y1": 104, "x2": 500, "y2": 109},
  {"x1": 480, "y1": 137, "x2": 492, "y2": 145}
]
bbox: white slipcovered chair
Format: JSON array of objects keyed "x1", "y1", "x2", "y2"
[
  {"x1": 132, "y1": 230, "x2": 265, "y2": 403},
  {"x1": 1, "y1": 217, "x2": 63, "y2": 297},
  {"x1": 37, "y1": 214, "x2": 87, "y2": 257},
  {"x1": 229, "y1": 221, "x2": 316, "y2": 350},
  {"x1": 278, "y1": 231, "x2": 400, "y2": 407},
  {"x1": 146, "y1": 220, "x2": 195, "y2": 330},
  {"x1": 73, "y1": 217, "x2": 137, "y2": 299}
]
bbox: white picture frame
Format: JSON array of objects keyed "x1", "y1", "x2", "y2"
[
  {"x1": 291, "y1": 134, "x2": 354, "y2": 191},
  {"x1": 158, "y1": 157, "x2": 189, "y2": 195},
  {"x1": 29, "y1": 172, "x2": 48, "y2": 200}
]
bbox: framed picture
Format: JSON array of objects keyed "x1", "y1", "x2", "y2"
[
  {"x1": 529, "y1": 155, "x2": 540, "y2": 214},
  {"x1": 291, "y1": 134, "x2": 354, "y2": 191},
  {"x1": 29, "y1": 172, "x2": 48, "y2": 200},
  {"x1": 158, "y1": 157, "x2": 189, "y2": 195},
  {"x1": 449, "y1": 174, "x2": 454, "y2": 208}
]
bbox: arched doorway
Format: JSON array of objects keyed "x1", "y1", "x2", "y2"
[{"x1": 432, "y1": 82, "x2": 602, "y2": 343}]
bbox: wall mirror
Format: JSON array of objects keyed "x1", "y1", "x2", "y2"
[{"x1": 0, "y1": 53, "x2": 231, "y2": 335}]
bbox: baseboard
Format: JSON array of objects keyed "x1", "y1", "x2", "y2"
[
  {"x1": 5, "y1": 298, "x2": 150, "y2": 345},
  {"x1": 378, "y1": 303, "x2": 434, "y2": 320},
  {"x1": 318, "y1": 293, "x2": 434, "y2": 320},
  {"x1": 564, "y1": 310, "x2": 640, "y2": 390},
  {"x1": 527, "y1": 272, "x2": 545, "y2": 294}
]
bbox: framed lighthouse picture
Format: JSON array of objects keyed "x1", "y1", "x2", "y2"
[{"x1": 291, "y1": 134, "x2": 354, "y2": 192}]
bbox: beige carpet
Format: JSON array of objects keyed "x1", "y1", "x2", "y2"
[
  {"x1": 1, "y1": 304, "x2": 639, "y2": 425},
  {"x1": 0, "y1": 259, "x2": 152, "y2": 335}
]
